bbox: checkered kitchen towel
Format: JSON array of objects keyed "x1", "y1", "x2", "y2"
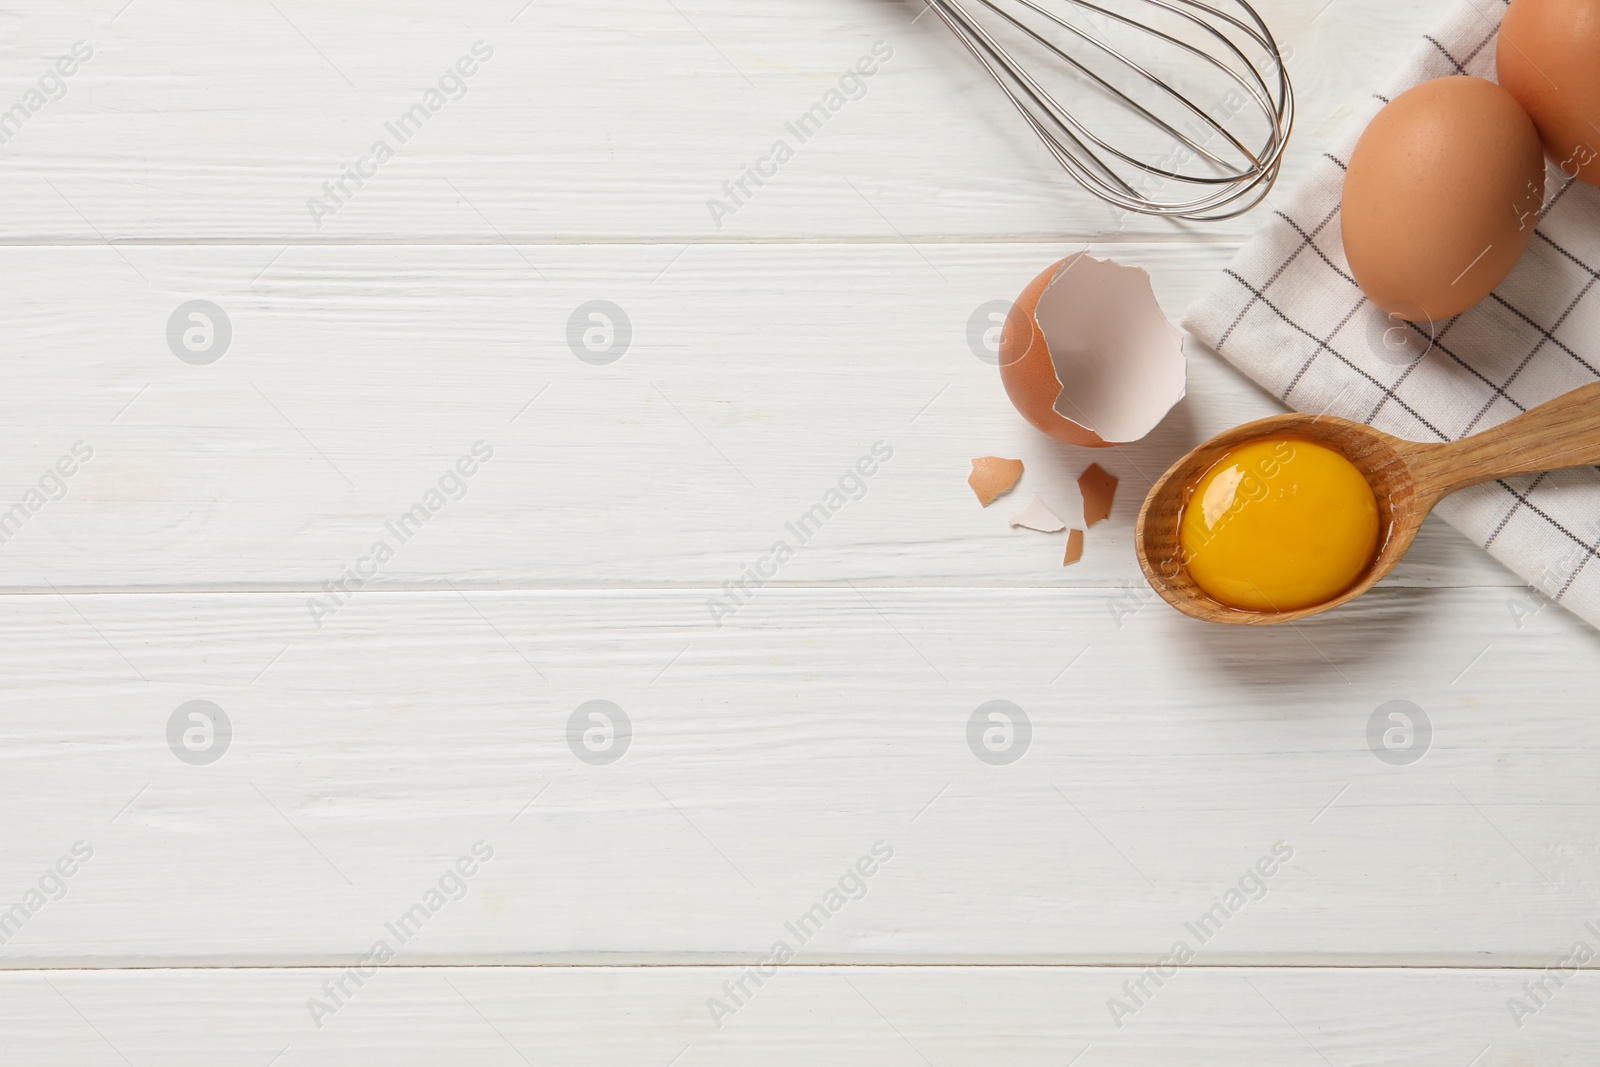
[{"x1": 1183, "y1": 0, "x2": 1600, "y2": 630}]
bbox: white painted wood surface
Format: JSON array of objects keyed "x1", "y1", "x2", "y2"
[
  {"x1": 0, "y1": 0, "x2": 1437, "y2": 242},
  {"x1": 5, "y1": 967, "x2": 1597, "y2": 1064},
  {"x1": 0, "y1": 242, "x2": 1521, "y2": 589},
  {"x1": 4, "y1": 585, "x2": 1599, "y2": 970},
  {"x1": 5, "y1": 0, "x2": 1599, "y2": 1062}
]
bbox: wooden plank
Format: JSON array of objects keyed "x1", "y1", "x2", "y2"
[
  {"x1": 12, "y1": 0, "x2": 1587, "y2": 1061},
  {"x1": 1, "y1": 965, "x2": 1594, "y2": 1065},
  {"x1": 0, "y1": 585, "x2": 1595, "y2": 966},
  {"x1": 0, "y1": 241, "x2": 1514, "y2": 590},
  {"x1": 0, "y1": 0, "x2": 1444, "y2": 241}
]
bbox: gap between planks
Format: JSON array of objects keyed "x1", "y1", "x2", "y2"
[
  {"x1": 5, "y1": 962, "x2": 1600, "y2": 972},
  {"x1": 0, "y1": 234, "x2": 1242, "y2": 248}
]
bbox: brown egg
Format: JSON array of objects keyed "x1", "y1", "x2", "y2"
[
  {"x1": 1000, "y1": 259, "x2": 1105, "y2": 446},
  {"x1": 998, "y1": 255, "x2": 1185, "y2": 447},
  {"x1": 1499, "y1": 0, "x2": 1600, "y2": 184},
  {"x1": 1342, "y1": 76, "x2": 1544, "y2": 323}
]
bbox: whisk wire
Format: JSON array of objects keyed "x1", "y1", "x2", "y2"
[
  {"x1": 1053, "y1": 0, "x2": 1281, "y2": 154},
  {"x1": 923, "y1": 1, "x2": 1139, "y2": 195},
  {"x1": 1007, "y1": 0, "x2": 1259, "y2": 168},
  {"x1": 943, "y1": 11, "x2": 1155, "y2": 200},
  {"x1": 970, "y1": 4, "x2": 1241, "y2": 174},
  {"x1": 924, "y1": 0, "x2": 1294, "y2": 219}
]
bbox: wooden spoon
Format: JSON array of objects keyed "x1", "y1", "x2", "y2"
[{"x1": 1135, "y1": 380, "x2": 1600, "y2": 625}]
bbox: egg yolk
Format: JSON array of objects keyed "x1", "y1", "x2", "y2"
[{"x1": 1178, "y1": 438, "x2": 1381, "y2": 612}]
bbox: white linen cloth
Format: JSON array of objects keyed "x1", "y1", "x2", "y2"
[{"x1": 1183, "y1": 0, "x2": 1600, "y2": 629}]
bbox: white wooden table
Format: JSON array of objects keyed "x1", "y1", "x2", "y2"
[{"x1": 4, "y1": 1, "x2": 1599, "y2": 1063}]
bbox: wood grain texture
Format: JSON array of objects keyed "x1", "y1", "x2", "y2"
[
  {"x1": 3, "y1": 0, "x2": 1585, "y2": 1058},
  {"x1": 3, "y1": 966, "x2": 1596, "y2": 1066},
  {"x1": 0, "y1": 0, "x2": 1441, "y2": 242},
  {"x1": 1415, "y1": 380, "x2": 1600, "y2": 495},
  {"x1": 0, "y1": 242, "x2": 1515, "y2": 590},
  {"x1": 1, "y1": 586, "x2": 1596, "y2": 966}
]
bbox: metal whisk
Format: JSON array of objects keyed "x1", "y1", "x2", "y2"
[{"x1": 923, "y1": 0, "x2": 1294, "y2": 219}]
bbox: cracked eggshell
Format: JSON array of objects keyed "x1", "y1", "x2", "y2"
[
  {"x1": 968, "y1": 456, "x2": 1024, "y2": 507},
  {"x1": 997, "y1": 254, "x2": 1186, "y2": 447},
  {"x1": 1009, "y1": 494, "x2": 1066, "y2": 533}
]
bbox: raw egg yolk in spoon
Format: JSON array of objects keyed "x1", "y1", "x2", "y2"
[{"x1": 1179, "y1": 438, "x2": 1381, "y2": 612}]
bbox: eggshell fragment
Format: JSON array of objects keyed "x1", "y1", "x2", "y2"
[
  {"x1": 1063, "y1": 529, "x2": 1085, "y2": 566},
  {"x1": 1079, "y1": 463, "x2": 1118, "y2": 526},
  {"x1": 1010, "y1": 495, "x2": 1066, "y2": 533},
  {"x1": 968, "y1": 456, "x2": 1024, "y2": 507},
  {"x1": 998, "y1": 254, "x2": 1186, "y2": 446}
]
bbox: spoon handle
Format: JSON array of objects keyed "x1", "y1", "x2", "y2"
[{"x1": 1418, "y1": 379, "x2": 1600, "y2": 496}]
